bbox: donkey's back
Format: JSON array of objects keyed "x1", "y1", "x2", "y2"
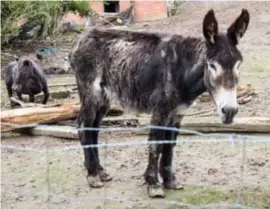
[{"x1": 70, "y1": 28, "x2": 183, "y2": 110}]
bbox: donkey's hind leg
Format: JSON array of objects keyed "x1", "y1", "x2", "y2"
[
  {"x1": 78, "y1": 97, "x2": 104, "y2": 188},
  {"x1": 93, "y1": 101, "x2": 113, "y2": 182}
]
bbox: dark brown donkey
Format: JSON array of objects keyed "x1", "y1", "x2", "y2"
[{"x1": 69, "y1": 9, "x2": 250, "y2": 198}]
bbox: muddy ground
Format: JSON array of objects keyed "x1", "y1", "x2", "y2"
[{"x1": 1, "y1": 1, "x2": 270, "y2": 209}]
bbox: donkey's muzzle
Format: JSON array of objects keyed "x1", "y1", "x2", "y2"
[{"x1": 221, "y1": 106, "x2": 239, "y2": 124}]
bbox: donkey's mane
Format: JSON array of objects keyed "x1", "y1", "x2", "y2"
[{"x1": 89, "y1": 27, "x2": 202, "y2": 45}]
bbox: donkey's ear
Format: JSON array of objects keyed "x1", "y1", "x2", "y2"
[
  {"x1": 203, "y1": 9, "x2": 218, "y2": 44},
  {"x1": 227, "y1": 9, "x2": 250, "y2": 45}
]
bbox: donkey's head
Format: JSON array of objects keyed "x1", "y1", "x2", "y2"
[{"x1": 202, "y1": 9, "x2": 250, "y2": 124}]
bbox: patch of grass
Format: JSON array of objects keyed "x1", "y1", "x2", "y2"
[
  {"x1": 74, "y1": 24, "x2": 85, "y2": 32},
  {"x1": 131, "y1": 186, "x2": 270, "y2": 209},
  {"x1": 241, "y1": 186, "x2": 270, "y2": 209},
  {"x1": 165, "y1": 186, "x2": 233, "y2": 209},
  {"x1": 167, "y1": 186, "x2": 270, "y2": 209}
]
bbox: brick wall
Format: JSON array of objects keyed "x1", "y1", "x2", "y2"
[
  {"x1": 133, "y1": 1, "x2": 167, "y2": 22},
  {"x1": 90, "y1": 1, "x2": 104, "y2": 13},
  {"x1": 62, "y1": 1, "x2": 167, "y2": 24},
  {"x1": 119, "y1": 1, "x2": 132, "y2": 11}
]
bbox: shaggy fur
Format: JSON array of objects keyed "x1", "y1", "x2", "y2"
[
  {"x1": 69, "y1": 9, "x2": 250, "y2": 197},
  {"x1": 4, "y1": 55, "x2": 49, "y2": 106}
]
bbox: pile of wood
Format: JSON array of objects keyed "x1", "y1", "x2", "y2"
[
  {"x1": 90, "y1": 5, "x2": 134, "y2": 27},
  {"x1": 197, "y1": 84, "x2": 256, "y2": 105}
]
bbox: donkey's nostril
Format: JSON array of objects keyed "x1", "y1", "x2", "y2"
[{"x1": 221, "y1": 106, "x2": 239, "y2": 116}]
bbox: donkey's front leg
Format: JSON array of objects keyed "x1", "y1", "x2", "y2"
[
  {"x1": 159, "y1": 115, "x2": 184, "y2": 190},
  {"x1": 144, "y1": 112, "x2": 167, "y2": 198}
]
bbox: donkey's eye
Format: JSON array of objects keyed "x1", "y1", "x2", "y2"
[{"x1": 209, "y1": 63, "x2": 216, "y2": 70}]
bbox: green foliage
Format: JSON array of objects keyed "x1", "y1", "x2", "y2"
[
  {"x1": 1, "y1": 1, "x2": 92, "y2": 46},
  {"x1": 61, "y1": 0, "x2": 92, "y2": 17}
]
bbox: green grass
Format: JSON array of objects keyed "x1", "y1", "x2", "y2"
[{"x1": 131, "y1": 186, "x2": 270, "y2": 209}]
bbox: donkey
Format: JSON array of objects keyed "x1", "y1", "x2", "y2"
[
  {"x1": 69, "y1": 9, "x2": 250, "y2": 198},
  {"x1": 4, "y1": 55, "x2": 49, "y2": 106}
]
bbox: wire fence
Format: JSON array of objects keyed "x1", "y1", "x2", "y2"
[{"x1": 1, "y1": 123, "x2": 270, "y2": 209}]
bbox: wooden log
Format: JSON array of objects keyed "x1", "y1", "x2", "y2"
[
  {"x1": 9, "y1": 116, "x2": 270, "y2": 140},
  {"x1": 1, "y1": 102, "x2": 80, "y2": 132},
  {"x1": 136, "y1": 117, "x2": 270, "y2": 135},
  {"x1": 24, "y1": 125, "x2": 78, "y2": 139},
  {"x1": 238, "y1": 95, "x2": 252, "y2": 105},
  {"x1": 1, "y1": 102, "x2": 124, "y2": 132},
  {"x1": 15, "y1": 116, "x2": 139, "y2": 139},
  {"x1": 181, "y1": 117, "x2": 270, "y2": 133}
]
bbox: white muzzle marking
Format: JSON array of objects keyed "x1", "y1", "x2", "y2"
[{"x1": 212, "y1": 87, "x2": 239, "y2": 123}]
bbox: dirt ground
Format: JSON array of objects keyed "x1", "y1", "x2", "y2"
[{"x1": 1, "y1": 1, "x2": 270, "y2": 209}]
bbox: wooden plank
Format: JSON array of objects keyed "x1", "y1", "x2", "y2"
[
  {"x1": 13, "y1": 116, "x2": 139, "y2": 139},
  {"x1": 135, "y1": 117, "x2": 270, "y2": 135},
  {"x1": 28, "y1": 125, "x2": 78, "y2": 139},
  {"x1": 56, "y1": 116, "x2": 139, "y2": 127},
  {"x1": 48, "y1": 83, "x2": 77, "y2": 88},
  {"x1": 8, "y1": 117, "x2": 270, "y2": 140}
]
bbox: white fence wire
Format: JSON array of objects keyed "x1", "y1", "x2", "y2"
[{"x1": 1, "y1": 123, "x2": 270, "y2": 209}]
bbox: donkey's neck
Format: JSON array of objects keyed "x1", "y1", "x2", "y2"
[
  {"x1": 183, "y1": 65, "x2": 206, "y2": 104},
  {"x1": 174, "y1": 38, "x2": 207, "y2": 104}
]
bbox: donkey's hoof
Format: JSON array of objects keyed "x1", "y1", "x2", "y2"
[
  {"x1": 163, "y1": 181, "x2": 184, "y2": 190},
  {"x1": 87, "y1": 175, "x2": 104, "y2": 188},
  {"x1": 147, "y1": 184, "x2": 165, "y2": 198},
  {"x1": 99, "y1": 170, "x2": 113, "y2": 182}
]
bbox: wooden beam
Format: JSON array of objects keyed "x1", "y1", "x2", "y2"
[
  {"x1": 12, "y1": 116, "x2": 139, "y2": 139},
  {"x1": 135, "y1": 117, "x2": 270, "y2": 135},
  {"x1": 6, "y1": 117, "x2": 270, "y2": 140},
  {"x1": 56, "y1": 116, "x2": 139, "y2": 127},
  {"x1": 27, "y1": 125, "x2": 78, "y2": 139}
]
